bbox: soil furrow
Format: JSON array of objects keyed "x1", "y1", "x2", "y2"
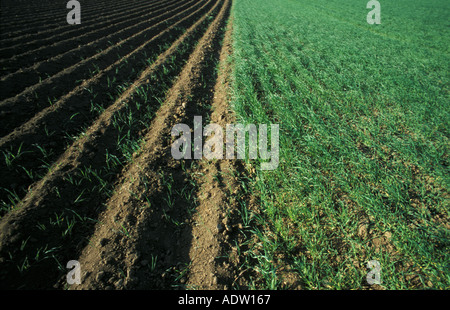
[{"x1": 182, "y1": 15, "x2": 244, "y2": 290}]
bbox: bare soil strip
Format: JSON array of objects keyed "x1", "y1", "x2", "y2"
[
  {"x1": 0, "y1": 0, "x2": 225, "y2": 290},
  {"x1": 183, "y1": 16, "x2": 244, "y2": 290}
]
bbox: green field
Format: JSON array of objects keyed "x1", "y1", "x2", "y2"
[{"x1": 231, "y1": 0, "x2": 449, "y2": 289}]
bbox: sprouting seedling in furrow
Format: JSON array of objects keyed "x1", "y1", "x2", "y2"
[{"x1": 2, "y1": 143, "x2": 32, "y2": 168}]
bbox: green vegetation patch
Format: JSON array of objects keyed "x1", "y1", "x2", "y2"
[{"x1": 231, "y1": 0, "x2": 449, "y2": 289}]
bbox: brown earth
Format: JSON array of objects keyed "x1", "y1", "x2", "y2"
[{"x1": 0, "y1": 0, "x2": 252, "y2": 289}]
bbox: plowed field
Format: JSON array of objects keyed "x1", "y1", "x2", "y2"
[
  {"x1": 2, "y1": 0, "x2": 448, "y2": 291},
  {"x1": 0, "y1": 0, "x2": 245, "y2": 290}
]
